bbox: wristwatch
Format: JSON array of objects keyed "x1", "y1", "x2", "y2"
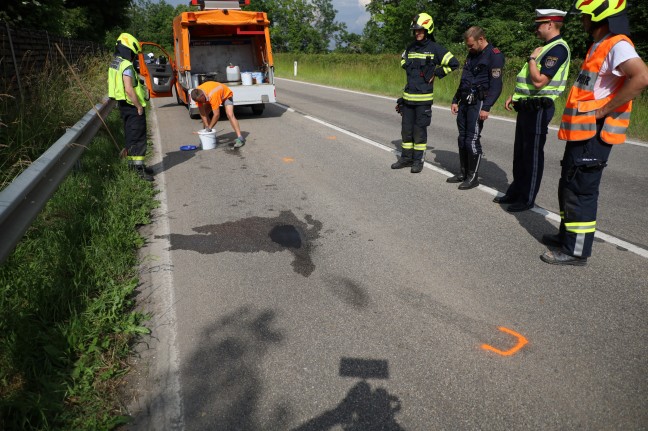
[{"x1": 528, "y1": 56, "x2": 537, "y2": 63}]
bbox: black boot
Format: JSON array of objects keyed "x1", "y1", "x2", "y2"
[
  {"x1": 391, "y1": 149, "x2": 413, "y2": 169},
  {"x1": 131, "y1": 164, "x2": 154, "y2": 182},
  {"x1": 458, "y1": 153, "x2": 481, "y2": 190},
  {"x1": 410, "y1": 150, "x2": 425, "y2": 173},
  {"x1": 446, "y1": 149, "x2": 467, "y2": 183}
]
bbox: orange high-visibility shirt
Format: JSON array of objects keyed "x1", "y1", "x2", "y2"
[{"x1": 196, "y1": 81, "x2": 233, "y2": 111}]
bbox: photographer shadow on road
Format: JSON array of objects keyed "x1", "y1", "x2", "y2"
[{"x1": 293, "y1": 358, "x2": 404, "y2": 431}]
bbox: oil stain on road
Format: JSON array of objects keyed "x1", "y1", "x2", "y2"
[{"x1": 160, "y1": 210, "x2": 322, "y2": 277}]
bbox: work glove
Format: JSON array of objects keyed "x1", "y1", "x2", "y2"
[{"x1": 395, "y1": 98, "x2": 404, "y2": 115}]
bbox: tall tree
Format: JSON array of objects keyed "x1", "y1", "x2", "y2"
[
  {"x1": 247, "y1": 0, "x2": 344, "y2": 52},
  {"x1": 0, "y1": 0, "x2": 131, "y2": 41},
  {"x1": 362, "y1": 0, "x2": 431, "y2": 54}
]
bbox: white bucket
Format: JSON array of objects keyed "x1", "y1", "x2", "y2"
[
  {"x1": 241, "y1": 72, "x2": 253, "y2": 86},
  {"x1": 197, "y1": 129, "x2": 217, "y2": 150},
  {"x1": 226, "y1": 65, "x2": 240, "y2": 82},
  {"x1": 251, "y1": 71, "x2": 264, "y2": 84}
]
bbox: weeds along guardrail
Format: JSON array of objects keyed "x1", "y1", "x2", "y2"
[
  {"x1": 0, "y1": 20, "x2": 104, "y2": 101},
  {"x1": 0, "y1": 98, "x2": 115, "y2": 263}
]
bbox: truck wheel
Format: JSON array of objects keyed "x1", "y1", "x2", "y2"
[
  {"x1": 189, "y1": 108, "x2": 200, "y2": 119},
  {"x1": 251, "y1": 104, "x2": 265, "y2": 116},
  {"x1": 174, "y1": 86, "x2": 185, "y2": 105}
]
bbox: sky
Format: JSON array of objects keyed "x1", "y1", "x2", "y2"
[{"x1": 161, "y1": 0, "x2": 371, "y2": 34}]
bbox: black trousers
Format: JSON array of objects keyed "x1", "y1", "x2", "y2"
[
  {"x1": 505, "y1": 104, "x2": 555, "y2": 206},
  {"x1": 401, "y1": 103, "x2": 432, "y2": 159},
  {"x1": 456, "y1": 101, "x2": 484, "y2": 155},
  {"x1": 119, "y1": 102, "x2": 147, "y2": 165},
  {"x1": 557, "y1": 124, "x2": 612, "y2": 258}
]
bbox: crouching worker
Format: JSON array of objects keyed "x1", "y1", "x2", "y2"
[{"x1": 190, "y1": 82, "x2": 246, "y2": 149}]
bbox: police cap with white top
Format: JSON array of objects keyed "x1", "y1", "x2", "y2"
[{"x1": 535, "y1": 9, "x2": 567, "y2": 23}]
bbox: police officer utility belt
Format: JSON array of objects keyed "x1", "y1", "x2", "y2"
[
  {"x1": 459, "y1": 87, "x2": 485, "y2": 106},
  {"x1": 513, "y1": 97, "x2": 553, "y2": 112}
]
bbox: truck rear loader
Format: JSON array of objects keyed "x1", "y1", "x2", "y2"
[{"x1": 138, "y1": 0, "x2": 276, "y2": 118}]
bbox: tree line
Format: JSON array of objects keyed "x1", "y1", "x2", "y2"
[
  {"x1": 1, "y1": 0, "x2": 646, "y2": 59},
  {"x1": 249, "y1": 0, "x2": 647, "y2": 59}
]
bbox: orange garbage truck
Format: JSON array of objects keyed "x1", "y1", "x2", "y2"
[{"x1": 138, "y1": 0, "x2": 276, "y2": 117}]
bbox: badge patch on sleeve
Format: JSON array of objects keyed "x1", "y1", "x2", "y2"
[
  {"x1": 544, "y1": 56, "x2": 558, "y2": 68},
  {"x1": 491, "y1": 68, "x2": 501, "y2": 78}
]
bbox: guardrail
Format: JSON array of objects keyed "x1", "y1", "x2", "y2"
[{"x1": 0, "y1": 98, "x2": 116, "y2": 263}]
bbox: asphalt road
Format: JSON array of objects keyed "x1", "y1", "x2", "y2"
[{"x1": 125, "y1": 79, "x2": 648, "y2": 431}]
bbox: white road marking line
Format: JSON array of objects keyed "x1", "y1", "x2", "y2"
[
  {"x1": 274, "y1": 101, "x2": 648, "y2": 260},
  {"x1": 275, "y1": 77, "x2": 648, "y2": 148}
]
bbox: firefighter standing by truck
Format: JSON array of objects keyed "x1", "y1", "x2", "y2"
[
  {"x1": 448, "y1": 26, "x2": 505, "y2": 190},
  {"x1": 392, "y1": 13, "x2": 459, "y2": 174},
  {"x1": 540, "y1": 0, "x2": 648, "y2": 266},
  {"x1": 107, "y1": 33, "x2": 153, "y2": 181},
  {"x1": 496, "y1": 9, "x2": 571, "y2": 212}
]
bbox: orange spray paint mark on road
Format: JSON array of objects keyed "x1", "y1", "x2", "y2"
[
  {"x1": 481, "y1": 327, "x2": 528, "y2": 356},
  {"x1": 282, "y1": 157, "x2": 295, "y2": 163},
  {"x1": 327, "y1": 136, "x2": 337, "y2": 140}
]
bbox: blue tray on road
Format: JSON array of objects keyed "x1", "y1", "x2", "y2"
[{"x1": 180, "y1": 145, "x2": 197, "y2": 151}]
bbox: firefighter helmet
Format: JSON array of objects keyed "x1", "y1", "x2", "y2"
[
  {"x1": 575, "y1": 0, "x2": 627, "y2": 22},
  {"x1": 411, "y1": 13, "x2": 434, "y2": 35},
  {"x1": 116, "y1": 33, "x2": 141, "y2": 55}
]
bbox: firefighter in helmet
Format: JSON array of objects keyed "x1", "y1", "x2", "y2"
[
  {"x1": 108, "y1": 32, "x2": 153, "y2": 181},
  {"x1": 540, "y1": 0, "x2": 648, "y2": 265},
  {"x1": 392, "y1": 13, "x2": 459, "y2": 173}
]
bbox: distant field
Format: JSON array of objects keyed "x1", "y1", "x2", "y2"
[{"x1": 273, "y1": 53, "x2": 648, "y2": 142}]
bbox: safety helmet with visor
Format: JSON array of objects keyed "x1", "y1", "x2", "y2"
[
  {"x1": 411, "y1": 13, "x2": 434, "y2": 35},
  {"x1": 575, "y1": 0, "x2": 629, "y2": 35},
  {"x1": 116, "y1": 33, "x2": 142, "y2": 55},
  {"x1": 575, "y1": 0, "x2": 626, "y2": 21}
]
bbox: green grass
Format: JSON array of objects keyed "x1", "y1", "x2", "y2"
[
  {"x1": 0, "y1": 56, "x2": 158, "y2": 429},
  {"x1": 274, "y1": 52, "x2": 648, "y2": 141}
]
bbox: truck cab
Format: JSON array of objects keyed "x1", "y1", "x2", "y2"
[{"x1": 138, "y1": 0, "x2": 276, "y2": 118}]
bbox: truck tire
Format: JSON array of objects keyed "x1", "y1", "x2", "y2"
[
  {"x1": 251, "y1": 104, "x2": 265, "y2": 116},
  {"x1": 174, "y1": 85, "x2": 185, "y2": 106},
  {"x1": 189, "y1": 107, "x2": 200, "y2": 119}
]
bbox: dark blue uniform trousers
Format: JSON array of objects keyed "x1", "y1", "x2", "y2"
[
  {"x1": 456, "y1": 101, "x2": 484, "y2": 155},
  {"x1": 119, "y1": 102, "x2": 147, "y2": 164},
  {"x1": 557, "y1": 124, "x2": 612, "y2": 258},
  {"x1": 401, "y1": 103, "x2": 432, "y2": 159},
  {"x1": 506, "y1": 105, "x2": 555, "y2": 206}
]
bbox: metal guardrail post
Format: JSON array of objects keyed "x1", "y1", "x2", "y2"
[
  {"x1": 0, "y1": 98, "x2": 116, "y2": 263},
  {"x1": 5, "y1": 20, "x2": 24, "y2": 102}
]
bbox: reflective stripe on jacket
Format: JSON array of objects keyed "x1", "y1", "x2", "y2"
[
  {"x1": 512, "y1": 38, "x2": 570, "y2": 102},
  {"x1": 401, "y1": 39, "x2": 458, "y2": 105},
  {"x1": 558, "y1": 34, "x2": 633, "y2": 145},
  {"x1": 108, "y1": 56, "x2": 148, "y2": 107}
]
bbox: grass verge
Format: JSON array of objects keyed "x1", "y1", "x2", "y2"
[
  {"x1": 274, "y1": 52, "x2": 648, "y2": 141},
  {"x1": 0, "y1": 56, "x2": 158, "y2": 429}
]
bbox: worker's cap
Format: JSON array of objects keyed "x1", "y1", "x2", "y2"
[
  {"x1": 535, "y1": 9, "x2": 567, "y2": 23},
  {"x1": 147, "y1": 52, "x2": 155, "y2": 58}
]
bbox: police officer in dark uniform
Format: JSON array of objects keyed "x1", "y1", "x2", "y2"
[
  {"x1": 496, "y1": 9, "x2": 571, "y2": 212},
  {"x1": 392, "y1": 13, "x2": 459, "y2": 174},
  {"x1": 448, "y1": 26, "x2": 505, "y2": 190}
]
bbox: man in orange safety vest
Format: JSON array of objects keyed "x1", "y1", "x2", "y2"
[{"x1": 540, "y1": 0, "x2": 648, "y2": 266}]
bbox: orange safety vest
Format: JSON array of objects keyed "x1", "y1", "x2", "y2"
[{"x1": 558, "y1": 34, "x2": 633, "y2": 145}]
